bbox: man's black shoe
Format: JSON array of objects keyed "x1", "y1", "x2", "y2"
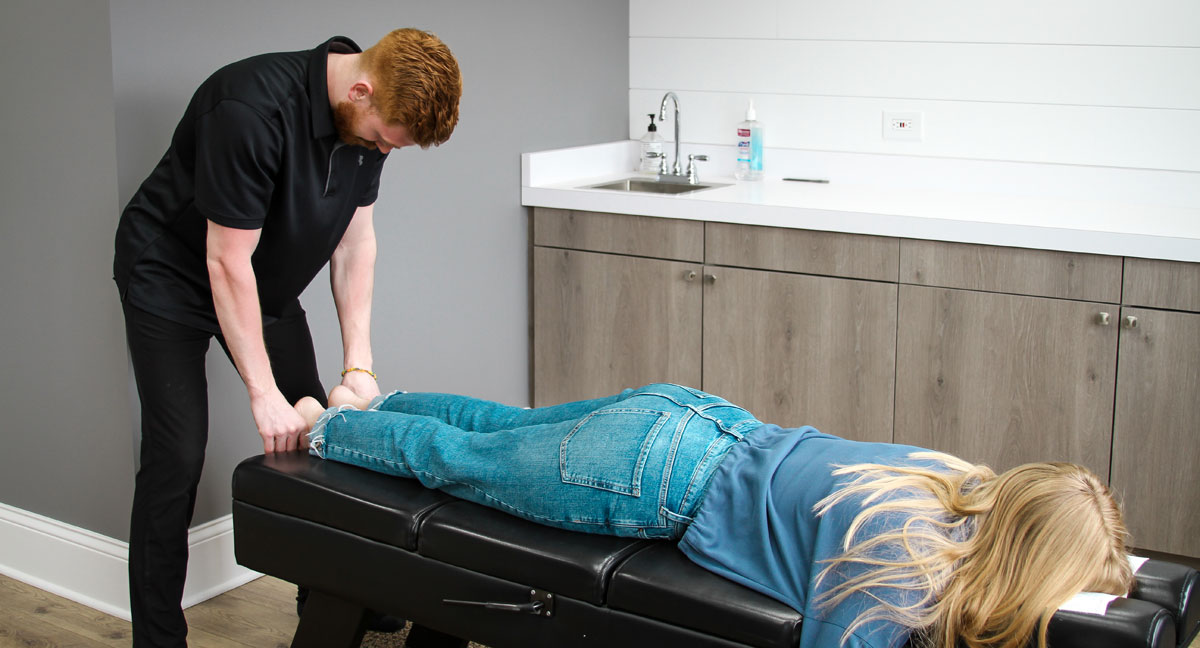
[{"x1": 363, "y1": 610, "x2": 406, "y2": 633}]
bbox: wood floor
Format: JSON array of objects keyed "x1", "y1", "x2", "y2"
[
  {"x1": 0, "y1": 573, "x2": 500, "y2": 648},
  {"x1": 0, "y1": 573, "x2": 298, "y2": 647},
  {"x1": 1, "y1": 571, "x2": 1197, "y2": 648}
]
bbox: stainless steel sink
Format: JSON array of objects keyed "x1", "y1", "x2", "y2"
[{"x1": 583, "y1": 177, "x2": 728, "y2": 195}]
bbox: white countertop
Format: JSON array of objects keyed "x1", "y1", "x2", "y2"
[{"x1": 522, "y1": 141, "x2": 1200, "y2": 263}]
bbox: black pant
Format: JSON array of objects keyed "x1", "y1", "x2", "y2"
[
  {"x1": 123, "y1": 302, "x2": 326, "y2": 647},
  {"x1": 122, "y1": 302, "x2": 468, "y2": 648}
]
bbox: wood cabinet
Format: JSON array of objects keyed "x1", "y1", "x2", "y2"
[
  {"x1": 700, "y1": 222, "x2": 899, "y2": 438},
  {"x1": 532, "y1": 209, "x2": 898, "y2": 438},
  {"x1": 531, "y1": 247, "x2": 702, "y2": 406},
  {"x1": 702, "y1": 266, "x2": 897, "y2": 443},
  {"x1": 895, "y1": 247, "x2": 1200, "y2": 557},
  {"x1": 531, "y1": 207, "x2": 1199, "y2": 558},
  {"x1": 531, "y1": 209, "x2": 703, "y2": 406},
  {"x1": 1110, "y1": 258, "x2": 1200, "y2": 558},
  {"x1": 894, "y1": 240, "x2": 1123, "y2": 479},
  {"x1": 894, "y1": 285, "x2": 1119, "y2": 478}
]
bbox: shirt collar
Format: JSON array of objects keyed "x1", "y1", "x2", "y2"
[{"x1": 309, "y1": 36, "x2": 362, "y2": 140}]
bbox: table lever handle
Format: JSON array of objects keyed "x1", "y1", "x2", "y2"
[{"x1": 443, "y1": 589, "x2": 555, "y2": 617}]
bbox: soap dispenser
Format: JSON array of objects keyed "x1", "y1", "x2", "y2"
[{"x1": 638, "y1": 113, "x2": 665, "y2": 174}]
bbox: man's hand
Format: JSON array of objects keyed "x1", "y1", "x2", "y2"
[
  {"x1": 250, "y1": 388, "x2": 310, "y2": 453},
  {"x1": 341, "y1": 369, "x2": 381, "y2": 400}
]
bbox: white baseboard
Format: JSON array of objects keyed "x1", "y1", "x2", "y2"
[
  {"x1": 180, "y1": 515, "x2": 263, "y2": 610},
  {"x1": 0, "y1": 502, "x2": 260, "y2": 621}
]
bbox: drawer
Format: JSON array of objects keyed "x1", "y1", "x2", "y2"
[
  {"x1": 1123, "y1": 257, "x2": 1200, "y2": 312},
  {"x1": 900, "y1": 239, "x2": 1121, "y2": 302},
  {"x1": 532, "y1": 208, "x2": 703, "y2": 262},
  {"x1": 705, "y1": 222, "x2": 899, "y2": 282}
]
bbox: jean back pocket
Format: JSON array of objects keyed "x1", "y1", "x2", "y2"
[{"x1": 559, "y1": 408, "x2": 669, "y2": 496}]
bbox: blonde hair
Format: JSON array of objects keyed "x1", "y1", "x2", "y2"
[
  {"x1": 360, "y1": 28, "x2": 462, "y2": 148},
  {"x1": 813, "y1": 453, "x2": 1134, "y2": 648}
]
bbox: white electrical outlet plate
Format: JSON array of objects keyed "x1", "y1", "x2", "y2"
[{"x1": 883, "y1": 111, "x2": 923, "y2": 141}]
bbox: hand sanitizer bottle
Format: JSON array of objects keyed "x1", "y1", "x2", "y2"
[
  {"x1": 638, "y1": 114, "x2": 665, "y2": 174},
  {"x1": 735, "y1": 100, "x2": 764, "y2": 181}
]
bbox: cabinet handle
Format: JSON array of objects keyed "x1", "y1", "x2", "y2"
[
  {"x1": 1123, "y1": 315, "x2": 1139, "y2": 329},
  {"x1": 704, "y1": 273, "x2": 717, "y2": 284},
  {"x1": 1097, "y1": 312, "x2": 1111, "y2": 326},
  {"x1": 684, "y1": 270, "x2": 697, "y2": 281}
]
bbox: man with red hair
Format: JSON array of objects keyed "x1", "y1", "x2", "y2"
[{"x1": 113, "y1": 30, "x2": 462, "y2": 647}]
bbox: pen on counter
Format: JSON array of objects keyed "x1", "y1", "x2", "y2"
[{"x1": 783, "y1": 177, "x2": 830, "y2": 184}]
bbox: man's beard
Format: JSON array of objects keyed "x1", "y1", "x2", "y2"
[{"x1": 333, "y1": 101, "x2": 377, "y2": 149}]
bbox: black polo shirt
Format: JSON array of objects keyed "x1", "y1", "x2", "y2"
[{"x1": 113, "y1": 36, "x2": 388, "y2": 333}]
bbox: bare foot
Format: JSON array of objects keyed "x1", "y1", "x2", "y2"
[
  {"x1": 295, "y1": 396, "x2": 325, "y2": 430},
  {"x1": 329, "y1": 385, "x2": 371, "y2": 410}
]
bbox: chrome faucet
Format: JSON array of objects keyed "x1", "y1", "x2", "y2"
[
  {"x1": 658, "y1": 92, "x2": 682, "y2": 176},
  {"x1": 655, "y1": 92, "x2": 708, "y2": 183}
]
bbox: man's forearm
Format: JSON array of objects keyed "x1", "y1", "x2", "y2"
[
  {"x1": 206, "y1": 220, "x2": 311, "y2": 452},
  {"x1": 207, "y1": 236, "x2": 276, "y2": 397},
  {"x1": 331, "y1": 204, "x2": 377, "y2": 372},
  {"x1": 331, "y1": 236, "x2": 376, "y2": 370}
]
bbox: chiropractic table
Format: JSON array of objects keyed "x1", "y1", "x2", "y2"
[{"x1": 232, "y1": 451, "x2": 1199, "y2": 648}]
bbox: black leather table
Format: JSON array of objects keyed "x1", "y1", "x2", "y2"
[{"x1": 232, "y1": 451, "x2": 1198, "y2": 648}]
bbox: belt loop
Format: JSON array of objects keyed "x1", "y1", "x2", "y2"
[{"x1": 661, "y1": 507, "x2": 694, "y2": 524}]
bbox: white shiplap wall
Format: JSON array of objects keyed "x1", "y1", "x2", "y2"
[{"x1": 629, "y1": 0, "x2": 1200, "y2": 176}]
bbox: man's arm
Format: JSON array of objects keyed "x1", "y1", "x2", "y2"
[
  {"x1": 206, "y1": 220, "x2": 308, "y2": 453},
  {"x1": 330, "y1": 203, "x2": 380, "y2": 399}
]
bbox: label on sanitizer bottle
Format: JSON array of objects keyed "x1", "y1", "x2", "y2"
[{"x1": 737, "y1": 128, "x2": 752, "y2": 165}]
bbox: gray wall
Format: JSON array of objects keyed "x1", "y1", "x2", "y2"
[
  {"x1": 2, "y1": 0, "x2": 628, "y2": 541},
  {"x1": 0, "y1": 1, "x2": 135, "y2": 539}
]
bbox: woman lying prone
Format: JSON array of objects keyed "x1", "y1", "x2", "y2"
[{"x1": 293, "y1": 383, "x2": 1133, "y2": 648}]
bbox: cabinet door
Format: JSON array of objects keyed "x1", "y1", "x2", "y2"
[
  {"x1": 895, "y1": 285, "x2": 1118, "y2": 477},
  {"x1": 702, "y1": 266, "x2": 897, "y2": 443},
  {"x1": 532, "y1": 247, "x2": 701, "y2": 406},
  {"x1": 1111, "y1": 307, "x2": 1200, "y2": 557}
]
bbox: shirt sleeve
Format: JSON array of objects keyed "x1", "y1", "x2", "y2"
[
  {"x1": 356, "y1": 149, "x2": 388, "y2": 207},
  {"x1": 192, "y1": 100, "x2": 282, "y2": 229}
]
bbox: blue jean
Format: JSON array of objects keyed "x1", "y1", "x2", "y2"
[{"x1": 308, "y1": 384, "x2": 761, "y2": 539}]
